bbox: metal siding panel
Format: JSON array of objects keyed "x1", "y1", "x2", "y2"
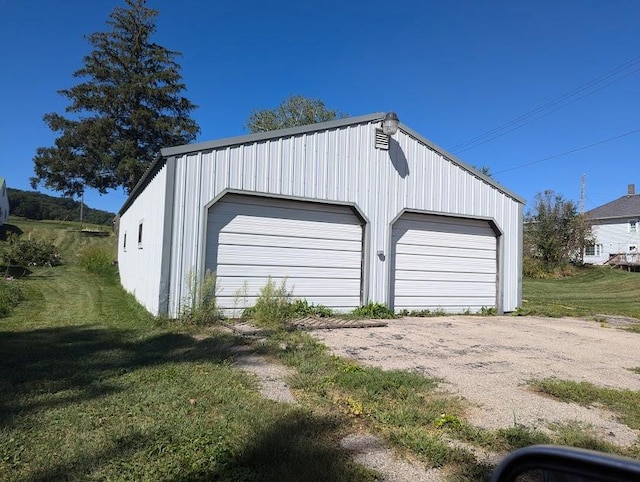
[{"x1": 118, "y1": 163, "x2": 168, "y2": 315}]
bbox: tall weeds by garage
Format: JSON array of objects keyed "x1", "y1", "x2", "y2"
[{"x1": 181, "y1": 269, "x2": 221, "y2": 324}]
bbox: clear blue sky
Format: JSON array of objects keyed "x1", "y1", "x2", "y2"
[{"x1": 1, "y1": 0, "x2": 638, "y2": 214}]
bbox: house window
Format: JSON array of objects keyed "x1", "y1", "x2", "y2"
[
  {"x1": 585, "y1": 244, "x2": 603, "y2": 256},
  {"x1": 138, "y1": 222, "x2": 143, "y2": 248},
  {"x1": 123, "y1": 232, "x2": 127, "y2": 251},
  {"x1": 629, "y1": 220, "x2": 638, "y2": 233}
]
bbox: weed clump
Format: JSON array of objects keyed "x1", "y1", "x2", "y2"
[
  {"x1": 351, "y1": 302, "x2": 395, "y2": 319},
  {"x1": 242, "y1": 278, "x2": 334, "y2": 329},
  {"x1": 181, "y1": 270, "x2": 222, "y2": 325}
]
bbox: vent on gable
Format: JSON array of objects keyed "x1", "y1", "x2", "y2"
[{"x1": 375, "y1": 128, "x2": 389, "y2": 150}]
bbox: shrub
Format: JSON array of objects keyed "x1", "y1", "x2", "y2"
[
  {"x1": 2, "y1": 233, "x2": 60, "y2": 267},
  {"x1": 523, "y1": 256, "x2": 576, "y2": 279},
  {"x1": 77, "y1": 244, "x2": 115, "y2": 278},
  {"x1": 290, "y1": 299, "x2": 333, "y2": 318},
  {"x1": 351, "y1": 302, "x2": 396, "y2": 319},
  {"x1": 181, "y1": 270, "x2": 221, "y2": 325},
  {"x1": 0, "y1": 277, "x2": 23, "y2": 317}
]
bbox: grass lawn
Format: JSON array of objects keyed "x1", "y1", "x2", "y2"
[
  {"x1": 522, "y1": 265, "x2": 640, "y2": 320},
  {"x1": 0, "y1": 219, "x2": 377, "y2": 481},
  {"x1": 3, "y1": 218, "x2": 640, "y2": 481}
]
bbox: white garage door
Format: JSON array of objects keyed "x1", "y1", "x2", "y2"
[
  {"x1": 207, "y1": 194, "x2": 363, "y2": 314},
  {"x1": 392, "y1": 213, "x2": 497, "y2": 313}
]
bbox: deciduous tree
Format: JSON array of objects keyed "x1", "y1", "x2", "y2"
[
  {"x1": 245, "y1": 95, "x2": 346, "y2": 133},
  {"x1": 524, "y1": 190, "x2": 594, "y2": 269},
  {"x1": 31, "y1": 0, "x2": 199, "y2": 196}
]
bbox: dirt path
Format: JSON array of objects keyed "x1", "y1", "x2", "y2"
[
  {"x1": 313, "y1": 316, "x2": 640, "y2": 446},
  {"x1": 230, "y1": 342, "x2": 445, "y2": 481}
]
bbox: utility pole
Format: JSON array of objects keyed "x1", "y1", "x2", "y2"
[
  {"x1": 580, "y1": 174, "x2": 585, "y2": 214},
  {"x1": 80, "y1": 190, "x2": 84, "y2": 229}
]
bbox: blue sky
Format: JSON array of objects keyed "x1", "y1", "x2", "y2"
[{"x1": 1, "y1": 0, "x2": 638, "y2": 214}]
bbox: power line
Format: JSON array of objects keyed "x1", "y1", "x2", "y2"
[
  {"x1": 493, "y1": 128, "x2": 640, "y2": 175},
  {"x1": 448, "y1": 55, "x2": 640, "y2": 154}
]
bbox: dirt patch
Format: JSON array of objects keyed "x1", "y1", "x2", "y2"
[{"x1": 312, "y1": 315, "x2": 640, "y2": 446}]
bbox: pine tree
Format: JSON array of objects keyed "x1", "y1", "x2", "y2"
[{"x1": 31, "y1": 0, "x2": 199, "y2": 196}]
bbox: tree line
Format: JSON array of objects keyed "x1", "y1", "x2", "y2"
[{"x1": 7, "y1": 189, "x2": 115, "y2": 225}]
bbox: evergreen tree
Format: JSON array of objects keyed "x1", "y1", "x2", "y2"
[
  {"x1": 31, "y1": 0, "x2": 199, "y2": 196},
  {"x1": 245, "y1": 95, "x2": 346, "y2": 133}
]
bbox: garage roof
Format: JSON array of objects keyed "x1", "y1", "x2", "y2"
[{"x1": 120, "y1": 113, "x2": 525, "y2": 215}]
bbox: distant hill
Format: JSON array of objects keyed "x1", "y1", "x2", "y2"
[{"x1": 7, "y1": 188, "x2": 115, "y2": 225}]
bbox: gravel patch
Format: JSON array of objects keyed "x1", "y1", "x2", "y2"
[
  {"x1": 313, "y1": 316, "x2": 640, "y2": 446},
  {"x1": 341, "y1": 433, "x2": 443, "y2": 482},
  {"x1": 231, "y1": 345, "x2": 298, "y2": 404}
]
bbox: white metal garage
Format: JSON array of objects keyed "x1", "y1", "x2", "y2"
[
  {"x1": 206, "y1": 194, "x2": 364, "y2": 314},
  {"x1": 118, "y1": 113, "x2": 524, "y2": 318},
  {"x1": 391, "y1": 213, "x2": 498, "y2": 313}
]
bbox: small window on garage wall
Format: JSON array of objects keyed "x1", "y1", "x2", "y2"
[
  {"x1": 138, "y1": 222, "x2": 143, "y2": 248},
  {"x1": 123, "y1": 232, "x2": 127, "y2": 251}
]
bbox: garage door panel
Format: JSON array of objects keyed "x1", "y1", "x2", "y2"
[
  {"x1": 218, "y1": 232, "x2": 362, "y2": 252},
  {"x1": 394, "y1": 220, "x2": 495, "y2": 238},
  {"x1": 395, "y1": 213, "x2": 495, "y2": 231},
  {"x1": 394, "y1": 296, "x2": 496, "y2": 311},
  {"x1": 218, "y1": 295, "x2": 362, "y2": 314},
  {"x1": 396, "y1": 245, "x2": 496, "y2": 260},
  {"x1": 217, "y1": 277, "x2": 362, "y2": 297},
  {"x1": 395, "y1": 254, "x2": 496, "y2": 273},
  {"x1": 207, "y1": 195, "x2": 363, "y2": 314},
  {"x1": 395, "y1": 270, "x2": 495, "y2": 283},
  {"x1": 218, "y1": 245, "x2": 362, "y2": 268},
  {"x1": 211, "y1": 215, "x2": 361, "y2": 241},
  {"x1": 396, "y1": 232, "x2": 496, "y2": 251},
  {"x1": 219, "y1": 265, "x2": 360, "y2": 279},
  {"x1": 394, "y1": 280, "x2": 495, "y2": 296},
  {"x1": 393, "y1": 214, "x2": 497, "y2": 313}
]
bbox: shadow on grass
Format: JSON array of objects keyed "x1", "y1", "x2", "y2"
[
  {"x1": 24, "y1": 430, "x2": 153, "y2": 482},
  {"x1": 0, "y1": 325, "x2": 235, "y2": 428},
  {"x1": 0, "y1": 223, "x2": 23, "y2": 241},
  {"x1": 1, "y1": 326, "x2": 378, "y2": 481},
  {"x1": 204, "y1": 412, "x2": 377, "y2": 482}
]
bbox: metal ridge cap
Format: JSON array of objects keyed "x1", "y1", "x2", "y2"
[{"x1": 161, "y1": 112, "x2": 386, "y2": 157}]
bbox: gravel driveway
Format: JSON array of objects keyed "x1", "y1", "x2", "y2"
[{"x1": 312, "y1": 316, "x2": 640, "y2": 446}]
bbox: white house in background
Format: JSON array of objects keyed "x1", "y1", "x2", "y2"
[
  {"x1": 584, "y1": 184, "x2": 640, "y2": 265},
  {"x1": 0, "y1": 177, "x2": 9, "y2": 226},
  {"x1": 117, "y1": 113, "x2": 524, "y2": 318}
]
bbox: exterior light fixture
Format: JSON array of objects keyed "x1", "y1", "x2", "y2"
[{"x1": 382, "y1": 112, "x2": 400, "y2": 136}]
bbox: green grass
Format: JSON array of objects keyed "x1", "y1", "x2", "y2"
[
  {"x1": 522, "y1": 265, "x2": 640, "y2": 319},
  {"x1": 5, "y1": 218, "x2": 640, "y2": 480},
  {"x1": 530, "y1": 378, "x2": 640, "y2": 430},
  {"x1": 0, "y1": 220, "x2": 378, "y2": 481},
  {"x1": 265, "y1": 330, "x2": 495, "y2": 478}
]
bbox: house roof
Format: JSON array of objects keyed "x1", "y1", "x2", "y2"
[
  {"x1": 119, "y1": 113, "x2": 525, "y2": 215},
  {"x1": 585, "y1": 194, "x2": 640, "y2": 221}
]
